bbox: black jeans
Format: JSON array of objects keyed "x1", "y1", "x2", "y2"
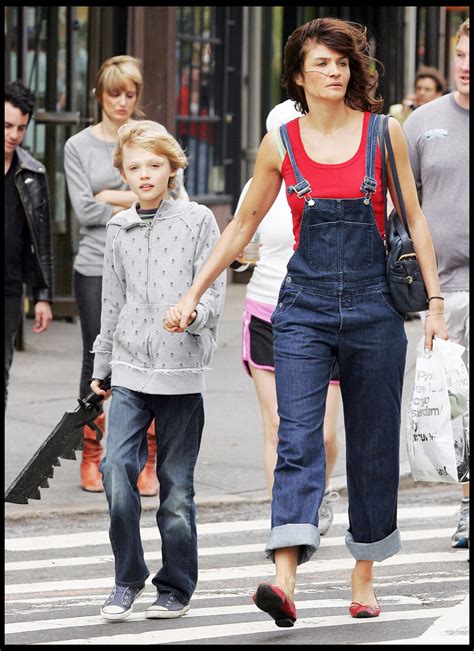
[
  {"x1": 4, "y1": 295, "x2": 23, "y2": 406},
  {"x1": 74, "y1": 271, "x2": 103, "y2": 398}
]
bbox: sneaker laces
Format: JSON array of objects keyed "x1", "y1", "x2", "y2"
[{"x1": 164, "y1": 592, "x2": 175, "y2": 607}]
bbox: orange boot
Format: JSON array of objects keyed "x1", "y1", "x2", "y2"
[
  {"x1": 137, "y1": 422, "x2": 158, "y2": 497},
  {"x1": 80, "y1": 411, "x2": 105, "y2": 492}
]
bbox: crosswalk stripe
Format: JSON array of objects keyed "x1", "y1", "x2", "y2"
[
  {"x1": 6, "y1": 595, "x2": 443, "y2": 634},
  {"x1": 4, "y1": 527, "x2": 455, "y2": 572},
  {"x1": 5, "y1": 505, "x2": 459, "y2": 552},
  {"x1": 4, "y1": 520, "x2": 270, "y2": 551},
  {"x1": 6, "y1": 575, "x2": 468, "y2": 606},
  {"x1": 5, "y1": 551, "x2": 468, "y2": 595},
  {"x1": 35, "y1": 608, "x2": 448, "y2": 645},
  {"x1": 358, "y1": 596, "x2": 469, "y2": 645}
]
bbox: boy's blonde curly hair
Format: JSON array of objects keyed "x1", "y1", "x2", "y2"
[{"x1": 114, "y1": 120, "x2": 188, "y2": 190}]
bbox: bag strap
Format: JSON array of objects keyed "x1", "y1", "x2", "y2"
[
  {"x1": 378, "y1": 115, "x2": 388, "y2": 242},
  {"x1": 381, "y1": 115, "x2": 412, "y2": 239}
]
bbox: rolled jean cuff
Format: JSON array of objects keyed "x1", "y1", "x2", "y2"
[
  {"x1": 345, "y1": 527, "x2": 402, "y2": 561},
  {"x1": 116, "y1": 572, "x2": 150, "y2": 589},
  {"x1": 265, "y1": 523, "x2": 320, "y2": 565}
]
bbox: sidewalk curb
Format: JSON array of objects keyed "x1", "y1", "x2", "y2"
[{"x1": 4, "y1": 464, "x2": 415, "y2": 522}]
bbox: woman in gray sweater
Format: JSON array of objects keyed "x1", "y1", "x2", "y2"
[{"x1": 64, "y1": 55, "x2": 187, "y2": 495}]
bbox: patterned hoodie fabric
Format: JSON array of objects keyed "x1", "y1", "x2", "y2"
[{"x1": 92, "y1": 197, "x2": 226, "y2": 394}]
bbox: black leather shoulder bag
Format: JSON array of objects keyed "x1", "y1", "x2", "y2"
[{"x1": 378, "y1": 114, "x2": 429, "y2": 313}]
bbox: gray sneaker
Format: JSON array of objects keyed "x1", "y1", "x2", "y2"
[
  {"x1": 451, "y1": 498, "x2": 469, "y2": 549},
  {"x1": 145, "y1": 591, "x2": 190, "y2": 619},
  {"x1": 318, "y1": 490, "x2": 339, "y2": 536},
  {"x1": 100, "y1": 583, "x2": 145, "y2": 621}
]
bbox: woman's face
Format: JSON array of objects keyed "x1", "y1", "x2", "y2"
[
  {"x1": 101, "y1": 78, "x2": 138, "y2": 124},
  {"x1": 296, "y1": 41, "x2": 351, "y2": 103}
]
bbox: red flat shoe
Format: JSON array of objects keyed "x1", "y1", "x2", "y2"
[
  {"x1": 349, "y1": 594, "x2": 381, "y2": 618},
  {"x1": 252, "y1": 583, "x2": 297, "y2": 627}
]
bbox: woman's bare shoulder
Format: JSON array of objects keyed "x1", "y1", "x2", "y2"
[{"x1": 257, "y1": 130, "x2": 285, "y2": 173}]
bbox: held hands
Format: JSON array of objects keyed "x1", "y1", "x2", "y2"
[{"x1": 164, "y1": 296, "x2": 198, "y2": 333}]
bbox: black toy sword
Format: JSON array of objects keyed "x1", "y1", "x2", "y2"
[{"x1": 5, "y1": 376, "x2": 111, "y2": 504}]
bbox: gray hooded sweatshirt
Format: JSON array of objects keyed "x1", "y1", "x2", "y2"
[{"x1": 92, "y1": 197, "x2": 226, "y2": 394}]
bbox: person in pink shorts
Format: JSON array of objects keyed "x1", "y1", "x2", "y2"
[{"x1": 231, "y1": 100, "x2": 340, "y2": 532}]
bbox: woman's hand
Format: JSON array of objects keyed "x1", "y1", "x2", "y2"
[
  {"x1": 423, "y1": 312, "x2": 449, "y2": 351},
  {"x1": 164, "y1": 295, "x2": 198, "y2": 333},
  {"x1": 90, "y1": 379, "x2": 112, "y2": 400}
]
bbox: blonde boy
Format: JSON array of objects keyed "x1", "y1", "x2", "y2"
[{"x1": 91, "y1": 121, "x2": 226, "y2": 620}]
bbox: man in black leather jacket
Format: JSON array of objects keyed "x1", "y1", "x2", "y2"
[{"x1": 5, "y1": 80, "x2": 54, "y2": 404}]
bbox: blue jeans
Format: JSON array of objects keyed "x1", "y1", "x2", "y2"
[
  {"x1": 100, "y1": 386, "x2": 204, "y2": 604},
  {"x1": 267, "y1": 280, "x2": 407, "y2": 564}
]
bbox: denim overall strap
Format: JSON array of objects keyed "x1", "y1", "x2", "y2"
[
  {"x1": 360, "y1": 113, "x2": 379, "y2": 204},
  {"x1": 279, "y1": 123, "x2": 312, "y2": 199}
]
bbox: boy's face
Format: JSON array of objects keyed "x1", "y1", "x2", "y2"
[{"x1": 121, "y1": 144, "x2": 177, "y2": 209}]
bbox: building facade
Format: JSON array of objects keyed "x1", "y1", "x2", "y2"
[{"x1": 5, "y1": 5, "x2": 469, "y2": 315}]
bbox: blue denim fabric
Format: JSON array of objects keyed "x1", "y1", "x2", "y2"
[
  {"x1": 266, "y1": 114, "x2": 407, "y2": 565},
  {"x1": 100, "y1": 386, "x2": 204, "y2": 604}
]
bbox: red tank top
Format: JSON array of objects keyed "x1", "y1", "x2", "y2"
[{"x1": 281, "y1": 111, "x2": 385, "y2": 250}]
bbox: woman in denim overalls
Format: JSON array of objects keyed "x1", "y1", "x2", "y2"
[{"x1": 166, "y1": 18, "x2": 448, "y2": 626}]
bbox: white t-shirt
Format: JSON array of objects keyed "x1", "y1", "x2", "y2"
[{"x1": 235, "y1": 178, "x2": 295, "y2": 306}]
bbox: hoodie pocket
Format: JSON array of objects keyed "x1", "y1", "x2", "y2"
[{"x1": 113, "y1": 304, "x2": 151, "y2": 368}]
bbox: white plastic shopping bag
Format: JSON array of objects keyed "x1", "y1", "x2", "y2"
[{"x1": 406, "y1": 336, "x2": 469, "y2": 483}]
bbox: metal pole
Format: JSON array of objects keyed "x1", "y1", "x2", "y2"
[
  {"x1": 438, "y1": 6, "x2": 447, "y2": 79},
  {"x1": 404, "y1": 6, "x2": 417, "y2": 96},
  {"x1": 240, "y1": 6, "x2": 249, "y2": 187},
  {"x1": 246, "y1": 6, "x2": 262, "y2": 180}
]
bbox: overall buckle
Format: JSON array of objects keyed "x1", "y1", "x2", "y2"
[
  {"x1": 288, "y1": 179, "x2": 312, "y2": 198},
  {"x1": 360, "y1": 176, "x2": 377, "y2": 195},
  {"x1": 360, "y1": 176, "x2": 377, "y2": 205}
]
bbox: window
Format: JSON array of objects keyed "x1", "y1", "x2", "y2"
[{"x1": 175, "y1": 7, "x2": 241, "y2": 200}]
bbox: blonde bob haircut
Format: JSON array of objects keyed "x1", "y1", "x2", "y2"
[
  {"x1": 114, "y1": 120, "x2": 188, "y2": 190},
  {"x1": 95, "y1": 55, "x2": 144, "y2": 117}
]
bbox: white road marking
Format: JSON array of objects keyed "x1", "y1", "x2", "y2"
[
  {"x1": 6, "y1": 575, "x2": 468, "y2": 607},
  {"x1": 5, "y1": 505, "x2": 459, "y2": 551},
  {"x1": 358, "y1": 596, "x2": 469, "y2": 645},
  {"x1": 34, "y1": 608, "x2": 448, "y2": 645},
  {"x1": 4, "y1": 595, "x2": 439, "y2": 634},
  {"x1": 5, "y1": 551, "x2": 469, "y2": 595},
  {"x1": 4, "y1": 528, "x2": 456, "y2": 572}
]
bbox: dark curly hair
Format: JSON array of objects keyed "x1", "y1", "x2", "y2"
[
  {"x1": 282, "y1": 17, "x2": 384, "y2": 114},
  {"x1": 5, "y1": 80, "x2": 36, "y2": 122}
]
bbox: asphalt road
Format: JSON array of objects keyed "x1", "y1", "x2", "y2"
[{"x1": 5, "y1": 480, "x2": 469, "y2": 645}]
